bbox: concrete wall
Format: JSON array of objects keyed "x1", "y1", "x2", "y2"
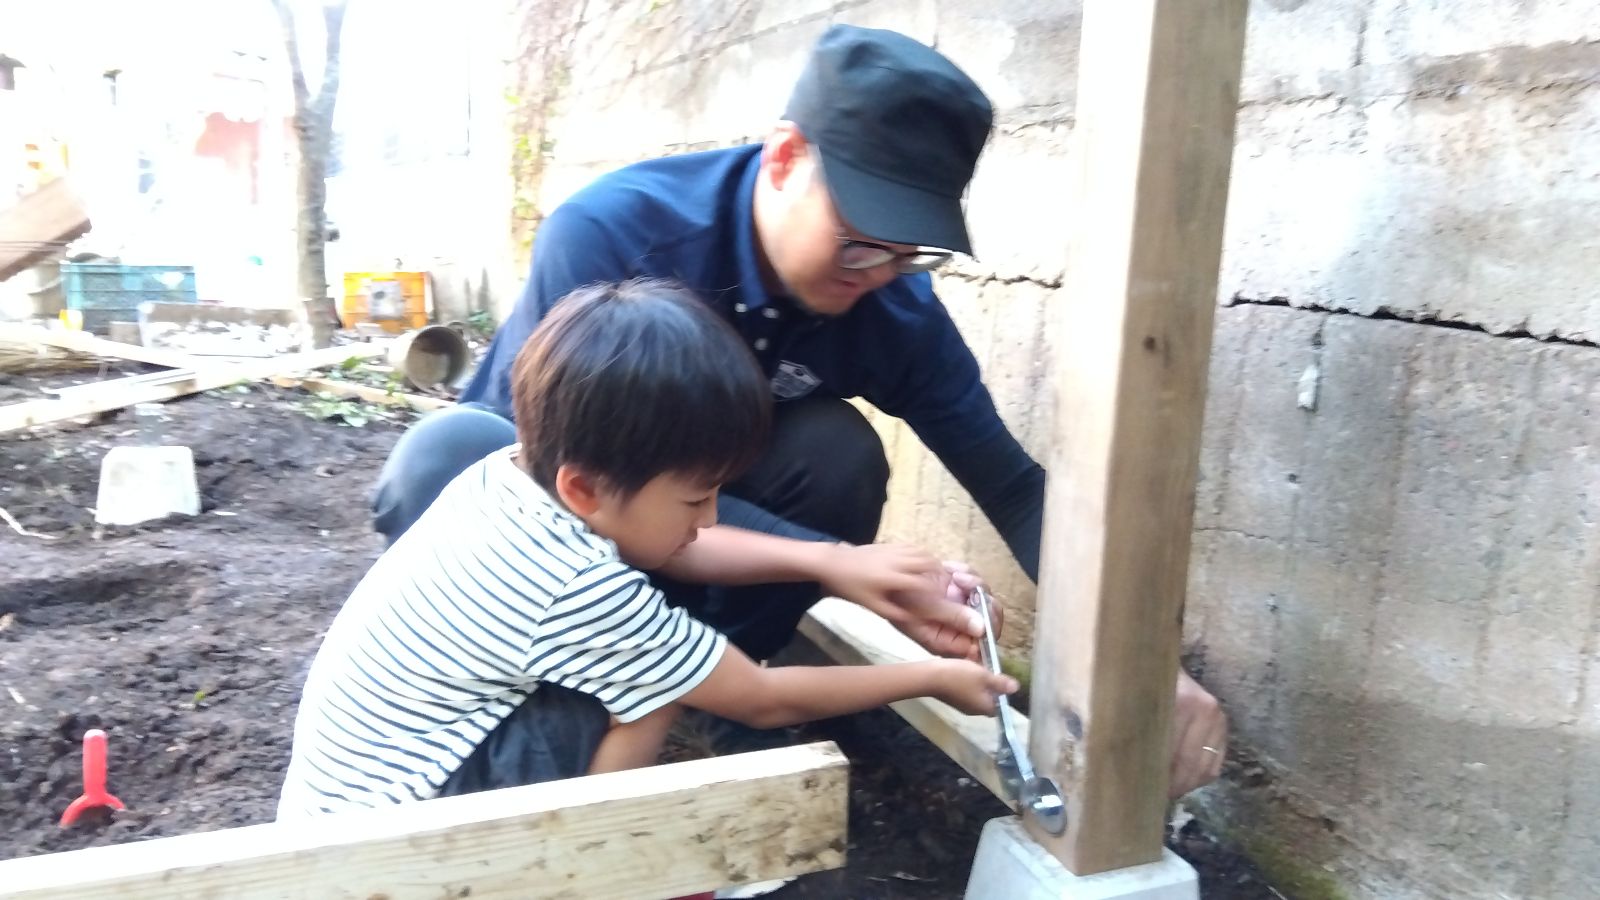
[{"x1": 516, "y1": 1, "x2": 1600, "y2": 896}]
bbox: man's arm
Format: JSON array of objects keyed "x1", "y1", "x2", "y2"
[
  {"x1": 658, "y1": 525, "x2": 985, "y2": 647},
  {"x1": 869, "y1": 291, "x2": 1045, "y2": 579}
]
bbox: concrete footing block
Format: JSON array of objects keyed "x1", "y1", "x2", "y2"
[
  {"x1": 965, "y1": 817, "x2": 1198, "y2": 900},
  {"x1": 95, "y1": 445, "x2": 201, "y2": 526}
]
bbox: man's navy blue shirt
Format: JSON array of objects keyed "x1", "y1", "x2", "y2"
[{"x1": 462, "y1": 145, "x2": 1044, "y2": 579}]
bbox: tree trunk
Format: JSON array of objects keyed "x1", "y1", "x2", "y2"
[
  {"x1": 294, "y1": 112, "x2": 340, "y2": 345},
  {"x1": 273, "y1": 0, "x2": 348, "y2": 348}
]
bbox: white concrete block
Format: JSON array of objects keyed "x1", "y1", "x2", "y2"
[
  {"x1": 95, "y1": 445, "x2": 201, "y2": 526},
  {"x1": 965, "y1": 817, "x2": 1198, "y2": 900}
]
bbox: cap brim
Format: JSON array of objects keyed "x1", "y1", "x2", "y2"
[{"x1": 818, "y1": 147, "x2": 973, "y2": 255}]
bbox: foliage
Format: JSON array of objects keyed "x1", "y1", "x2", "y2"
[{"x1": 296, "y1": 391, "x2": 391, "y2": 428}]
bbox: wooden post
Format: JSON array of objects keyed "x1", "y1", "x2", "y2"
[{"x1": 1028, "y1": 0, "x2": 1248, "y2": 875}]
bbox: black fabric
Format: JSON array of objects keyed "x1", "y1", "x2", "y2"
[
  {"x1": 784, "y1": 25, "x2": 992, "y2": 253},
  {"x1": 435, "y1": 682, "x2": 611, "y2": 795},
  {"x1": 654, "y1": 395, "x2": 891, "y2": 660}
]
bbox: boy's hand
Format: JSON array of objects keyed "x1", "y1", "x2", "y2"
[
  {"x1": 935, "y1": 658, "x2": 1019, "y2": 716},
  {"x1": 817, "y1": 542, "x2": 943, "y2": 612},
  {"x1": 816, "y1": 545, "x2": 995, "y2": 661}
]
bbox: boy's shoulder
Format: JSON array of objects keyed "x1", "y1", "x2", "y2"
[{"x1": 415, "y1": 447, "x2": 622, "y2": 586}]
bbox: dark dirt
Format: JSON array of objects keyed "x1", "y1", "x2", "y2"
[{"x1": 0, "y1": 373, "x2": 1280, "y2": 898}]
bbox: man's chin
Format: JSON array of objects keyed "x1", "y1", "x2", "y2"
[{"x1": 794, "y1": 287, "x2": 863, "y2": 317}]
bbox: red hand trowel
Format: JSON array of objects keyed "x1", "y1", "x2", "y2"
[{"x1": 59, "y1": 729, "x2": 125, "y2": 827}]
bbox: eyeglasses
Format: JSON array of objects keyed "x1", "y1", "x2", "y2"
[{"x1": 835, "y1": 235, "x2": 953, "y2": 274}]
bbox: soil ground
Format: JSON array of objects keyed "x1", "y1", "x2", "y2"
[{"x1": 0, "y1": 369, "x2": 1281, "y2": 898}]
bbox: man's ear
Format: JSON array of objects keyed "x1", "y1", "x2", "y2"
[
  {"x1": 553, "y1": 463, "x2": 605, "y2": 516},
  {"x1": 760, "y1": 122, "x2": 810, "y2": 191}
]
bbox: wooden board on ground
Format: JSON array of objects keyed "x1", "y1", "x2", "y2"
[
  {"x1": 1029, "y1": 0, "x2": 1249, "y2": 876},
  {"x1": 0, "y1": 325, "x2": 206, "y2": 370},
  {"x1": 270, "y1": 374, "x2": 456, "y2": 413},
  {"x1": 0, "y1": 178, "x2": 90, "y2": 282},
  {"x1": 800, "y1": 596, "x2": 1022, "y2": 806},
  {"x1": 0, "y1": 342, "x2": 390, "y2": 434},
  {"x1": 0, "y1": 742, "x2": 848, "y2": 900}
]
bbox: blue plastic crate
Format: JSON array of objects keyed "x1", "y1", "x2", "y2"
[{"x1": 61, "y1": 263, "x2": 198, "y2": 333}]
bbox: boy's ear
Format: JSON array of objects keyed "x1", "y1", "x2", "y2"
[{"x1": 553, "y1": 464, "x2": 605, "y2": 516}]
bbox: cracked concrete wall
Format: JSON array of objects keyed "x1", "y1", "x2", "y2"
[{"x1": 521, "y1": 2, "x2": 1600, "y2": 896}]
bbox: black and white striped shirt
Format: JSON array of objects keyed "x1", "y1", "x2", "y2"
[{"x1": 278, "y1": 447, "x2": 726, "y2": 816}]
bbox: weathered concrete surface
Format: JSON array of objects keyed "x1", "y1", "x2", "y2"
[
  {"x1": 514, "y1": 1, "x2": 1600, "y2": 894},
  {"x1": 1187, "y1": 304, "x2": 1600, "y2": 899}
]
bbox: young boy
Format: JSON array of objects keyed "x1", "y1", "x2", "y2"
[{"x1": 279, "y1": 278, "x2": 1015, "y2": 817}]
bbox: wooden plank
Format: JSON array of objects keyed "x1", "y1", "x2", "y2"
[
  {"x1": 0, "y1": 178, "x2": 90, "y2": 281},
  {"x1": 0, "y1": 326, "x2": 206, "y2": 370},
  {"x1": 0, "y1": 742, "x2": 848, "y2": 900},
  {"x1": 799, "y1": 597, "x2": 1024, "y2": 805},
  {"x1": 270, "y1": 374, "x2": 456, "y2": 413},
  {"x1": 0, "y1": 342, "x2": 390, "y2": 434},
  {"x1": 1029, "y1": 0, "x2": 1249, "y2": 875}
]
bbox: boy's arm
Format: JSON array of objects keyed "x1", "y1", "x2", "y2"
[
  {"x1": 658, "y1": 526, "x2": 987, "y2": 654},
  {"x1": 679, "y1": 642, "x2": 1017, "y2": 731}
]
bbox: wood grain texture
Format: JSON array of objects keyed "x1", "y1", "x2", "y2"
[
  {"x1": 800, "y1": 596, "x2": 1024, "y2": 805},
  {"x1": 1029, "y1": 0, "x2": 1249, "y2": 875},
  {"x1": 0, "y1": 742, "x2": 849, "y2": 900}
]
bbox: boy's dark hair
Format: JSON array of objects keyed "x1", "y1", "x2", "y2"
[{"x1": 510, "y1": 278, "x2": 772, "y2": 498}]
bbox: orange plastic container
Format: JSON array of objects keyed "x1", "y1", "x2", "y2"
[{"x1": 341, "y1": 271, "x2": 429, "y2": 332}]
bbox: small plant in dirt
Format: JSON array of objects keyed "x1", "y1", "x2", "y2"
[
  {"x1": 467, "y1": 309, "x2": 496, "y2": 339},
  {"x1": 322, "y1": 360, "x2": 405, "y2": 394},
  {"x1": 296, "y1": 392, "x2": 391, "y2": 428}
]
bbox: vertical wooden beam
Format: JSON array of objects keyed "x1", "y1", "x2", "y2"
[{"x1": 1028, "y1": 0, "x2": 1248, "y2": 876}]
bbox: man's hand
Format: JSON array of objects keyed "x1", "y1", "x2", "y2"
[
  {"x1": 1168, "y1": 669, "x2": 1227, "y2": 799},
  {"x1": 818, "y1": 545, "x2": 989, "y2": 658},
  {"x1": 890, "y1": 561, "x2": 1003, "y2": 661}
]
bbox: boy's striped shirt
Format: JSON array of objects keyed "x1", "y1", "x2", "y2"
[{"x1": 278, "y1": 447, "x2": 726, "y2": 816}]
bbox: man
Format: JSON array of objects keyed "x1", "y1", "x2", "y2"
[{"x1": 373, "y1": 25, "x2": 1227, "y2": 796}]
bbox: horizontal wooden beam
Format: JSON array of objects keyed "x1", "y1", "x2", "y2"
[
  {"x1": 3, "y1": 326, "x2": 204, "y2": 370},
  {"x1": 0, "y1": 342, "x2": 390, "y2": 434},
  {"x1": 0, "y1": 742, "x2": 849, "y2": 900},
  {"x1": 799, "y1": 597, "x2": 1024, "y2": 805}
]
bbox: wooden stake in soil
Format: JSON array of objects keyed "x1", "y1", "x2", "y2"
[{"x1": 1029, "y1": 0, "x2": 1249, "y2": 877}]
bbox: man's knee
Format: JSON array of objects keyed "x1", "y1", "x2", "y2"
[
  {"x1": 757, "y1": 397, "x2": 889, "y2": 544},
  {"x1": 372, "y1": 403, "x2": 516, "y2": 544},
  {"x1": 794, "y1": 398, "x2": 889, "y2": 501}
]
